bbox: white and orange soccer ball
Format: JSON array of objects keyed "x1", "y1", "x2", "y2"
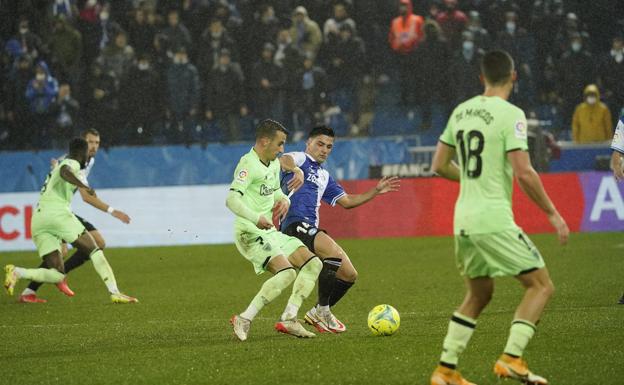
[{"x1": 367, "y1": 304, "x2": 400, "y2": 336}]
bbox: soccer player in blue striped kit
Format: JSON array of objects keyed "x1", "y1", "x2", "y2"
[{"x1": 280, "y1": 125, "x2": 400, "y2": 333}]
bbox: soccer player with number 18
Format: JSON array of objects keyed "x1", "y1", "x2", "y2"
[{"x1": 429, "y1": 50, "x2": 569, "y2": 385}]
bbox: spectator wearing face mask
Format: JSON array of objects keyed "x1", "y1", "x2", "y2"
[
  {"x1": 319, "y1": 23, "x2": 365, "y2": 128},
  {"x1": 553, "y1": 12, "x2": 590, "y2": 60},
  {"x1": 435, "y1": 0, "x2": 468, "y2": 48},
  {"x1": 530, "y1": 0, "x2": 565, "y2": 67},
  {"x1": 121, "y1": 53, "x2": 162, "y2": 144},
  {"x1": 599, "y1": 37, "x2": 624, "y2": 123},
  {"x1": 292, "y1": 53, "x2": 328, "y2": 133},
  {"x1": 127, "y1": 8, "x2": 157, "y2": 56},
  {"x1": 494, "y1": 11, "x2": 536, "y2": 108},
  {"x1": 162, "y1": 9, "x2": 193, "y2": 57},
  {"x1": 289, "y1": 6, "x2": 322, "y2": 58},
  {"x1": 450, "y1": 31, "x2": 484, "y2": 105},
  {"x1": 204, "y1": 48, "x2": 247, "y2": 142},
  {"x1": 12, "y1": 18, "x2": 45, "y2": 62},
  {"x1": 25, "y1": 61, "x2": 59, "y2": 148},
  {"x1": 166, "y1": 46, "x2": 200, "y2": 143},
  {"x1": 197, "y1": 19, "x2": 238, "y2": 78},
  {"x1": 50, "y1": 82, "x2": 79, "y2": 145},
  {"x1": 416, "y1": 20, "x2": 451, "y2": 130},
  {"x1": 95, "y1": 3, "x2": 118, "y2": 51},
  {"x1": 84, "y1": 61, "x2": 117, "y2": 143},
  {"x1": 77, "y1": 0, "x2": 115, "y2": 67},
  {"x1": 324, "y1": 1, "x2": 357, "y2": 45},
  {"x1": 465, "y1": 10, "x2": 491, "y2": 50},
  {"x1": 251, "y1": 43, "x2": 285, "y2": 122},
  {"x1": 572, "y1": 84, "x2": 613, "y2": 143},
  {"x1": 97, "y1": 30, "x2": 135, "y2": 82},
  {"x1": 247, "y1": 5, "x2": 279, "y2": 62},
  {"x1": 274, "y1": 27, "x2": 304, "y2": 122},
  {"x1": 6, "y1": 54, "x2": 35, "y2": 149},
  {"x1": 557, "y1": 34, "x2": 594, "y2": 133},
  {"x1": 389, "y1": 0, "x2": 424, "y2": 108}
]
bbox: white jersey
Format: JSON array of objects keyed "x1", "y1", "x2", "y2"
[
  {"x1": 79, "y1": 157, "x2": 95, "y2": 186},
  {"x1": 611, "y1": 117, "x2": 624, "y2": 154}
]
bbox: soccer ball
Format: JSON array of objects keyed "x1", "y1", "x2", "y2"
[{"x1": 367, "y1": 304, "x2": 400, "y2": 336}]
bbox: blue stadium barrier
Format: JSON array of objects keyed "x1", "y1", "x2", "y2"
[
  {"x1": 0, "y1": 137, "x2": 412, "y2": 192},
  {"x1": 549, "y1": 145, "x2": 611, "y2": 172},
  {"x1": 0, "y1": 137, "x2": 610, "y2": 193}
]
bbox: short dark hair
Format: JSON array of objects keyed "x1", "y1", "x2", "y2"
[
  {"x1": 81, "y1": 128, "x2": 100, "y2": 138},
  {"x1": 69, "y1": 137, "x2": 88, "y2": 156},
  {"x1": 481, "y1": 50, "x2": 514, "y2": 86},
  {"x1": 308, "y1": 125, "x2": 335, "y2": 139},
  {"x1": 256, "y1": 119, "x2": 289, "y2": 140}
]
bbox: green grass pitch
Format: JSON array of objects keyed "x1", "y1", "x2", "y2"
[{"x1": 1, "y1": 232, "x2": 622, "y2": 385}]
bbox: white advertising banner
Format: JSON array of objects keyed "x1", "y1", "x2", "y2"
[{"x1": 0, "y1": 185, "x2": 235, "y2": 252}]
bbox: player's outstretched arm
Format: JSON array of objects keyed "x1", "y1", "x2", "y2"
[
  {"x1": 78, "y1": 188, "x2": 131, "y2": 224},
  {"x1": 431, "y1": 141, "x2": 460, "y2": 181},
  {"x1": 336, "y1": 176, "x2": 400, "y2": 209},
  {"x1": 278, "y1": 154, "x2": 304, "y2": 192},
  {"x1": 508, "y1": 150, "x2": 569, "y2": 245},
  {"x1": 225, "y1": 190, "x2": 272, "y2": 229},
  {"x1": 611, "y1": 151, "x2": 624, "y2": 181},
  {"x1": 60, "y1": 165, "x2": 94, "y2": 194}
]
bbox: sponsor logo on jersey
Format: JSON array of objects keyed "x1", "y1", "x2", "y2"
[
  {"x1": 514, "y1": 120, "x2": 527, "y2": 139},
  {"x1": 305, "y1": 167, "x2": 325, "y2": 186},
  {"x1": 260, "y1": 184, "x2": 275, "y2": 196}
]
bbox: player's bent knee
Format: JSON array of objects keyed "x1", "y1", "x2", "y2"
[
  {"x1": 90, "y1": 231, "x2": 106, "y2": 249},
  {"x1": 275, "y1": 267, "x2": 297, "y2": 286},
  {"x1": 542, "y1": 280, "x2": 555, "y2": 298},
  {"x1": 340, "y1": 266, "x2": 358, "y2": 282},
  {"x1": 303, "y1": 256, "x2": 322, "y2": 275}
]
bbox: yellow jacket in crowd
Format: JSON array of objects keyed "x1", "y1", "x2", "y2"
[{"x1": 572, "y1": 84, "x2": 613, "y2": 143}]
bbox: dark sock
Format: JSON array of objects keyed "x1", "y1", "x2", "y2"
[
  {"x1": 26, "y1": 261, "x2": 47, "y2": 292},
  {"x1": 439, "y1": 361, "x2": 456, "y2": 370},
  {"x1": 317, "y1": 258, "x2": 341, "y2": 306},
  {"x1": 63, "y1": 249, "x2": 91, "y2": 273},
  {"x1": 328, "y1": 278, "x2": 354, "y2": 307}
]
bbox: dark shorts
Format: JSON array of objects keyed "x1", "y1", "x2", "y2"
[
  {"x1": 74, "y1": 214, "x2": 97, "y2": 232},
  {"x1": 282, "y1": 221, "x2": 326, "y2": 254}
]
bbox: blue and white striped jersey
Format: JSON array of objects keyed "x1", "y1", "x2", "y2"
[
  {"x1": 280, "y1": 151, "x2": 346, "y2": 229},
  {"x1": 612, "y1": 116, "x2": 624, "y2": 154}
]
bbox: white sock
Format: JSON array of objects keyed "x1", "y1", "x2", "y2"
[
  {"x1": 281, "y1": 302, "x2": 300, "y2": 321},
  {"x1": 240, "y1": 304, "x2": 259, "y2": 321},
  {"x1": 240, "y1": 269, "x2": 296, "y2": 321},
  {"x1": 21, "y1": 288, "x2": 36, "y2": 296},
  {"x1": 90, "y1": 250, "x2": 120, "y2": 294},
  {"x1": 15, "y1": 267, "x2": 27, "y2": 278},
  {"x1": 317, "y1": 304, "x2": 330, "y2": 314}
]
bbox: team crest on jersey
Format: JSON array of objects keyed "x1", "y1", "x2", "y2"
[
  {"x1": 236, "y1": 169, "x2": 248, "y2": 182},
  {"x1": 514, "y1": 121, "x2": 527, "y2": 139}
]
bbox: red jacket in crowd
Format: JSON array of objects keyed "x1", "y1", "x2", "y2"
[{"x1": 389, "y1": 0, "x2": 424, "y2": 55}]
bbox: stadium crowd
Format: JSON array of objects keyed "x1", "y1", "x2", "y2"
[{"x1": 0, "y1": 0, "x2": 622, "y2": 149}]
